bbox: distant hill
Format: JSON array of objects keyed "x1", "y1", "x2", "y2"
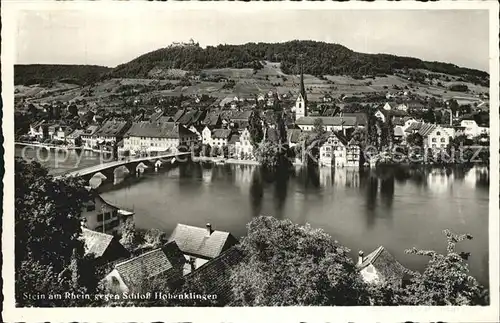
[
  {"x1": 14, "y1": 64, "x2": 111, "y2": 86},
  {"x1": 108, "y1": 40, "x2": 488, "y2": 82},
  {"x1": 15, "y1": 41, "x2": 488, "y2": 86}
]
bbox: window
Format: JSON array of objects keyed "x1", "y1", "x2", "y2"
[
  {"x1": 441, "y1": 138, "x2": 445, "y2": 142},
  {"x1": 441, "y1": 144, "x2": 446, "y2": 148},
  {"x1": 432, "y1": 144, "x2": 436, "y2": 148},
  {"x1": 432, "y1": 138, "x2": 437, "y2": 142},
  {"x1": 436, "y1": 131, "x2": 441, "y2": 136}
]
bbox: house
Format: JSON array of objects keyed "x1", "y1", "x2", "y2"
[
  {"x1": 356, "y1": 246, "x2": 409, "y2": 286},
  {"x1": 287, "y1": 128, "x2": 303, "y2": 148},
  {"x1": 182, "y1": 246, "x2": 245, "y2": 305},
  {"x1": 202, "y1": 112, "x2": 222, "y2": 129},
  {"x1": 29, "y1": 120, "x2": 47, "y2": 140},
  {"x1": 81, "y1": 191, "x2": 132, "y2": 235},
  {"x1": 48, "y1": 124, "x2": 59, "y2": 140},
  {"x1": 393, "y1": 117, "x2": 418, "y2": 142},
  {"x1": 295, "y1": 116, "x2": 360, "y2": 133},
  {"x1": 81, "y1": 125, "x2": 100, "y2": 149},
  {"x1": 211, "y1": 129, "x2": 232, "y2": 148},
  {"x1": 81, "y1": 228, "x2": 130, "y2": 266},
  {"x1": 66, "y1": 129, "x2": 84, "y2": 146},
  {"x1": 101, "y1": 242, "x2": 186, "y2": 293},
  {"x1": 123, "y1": 122, "x2": 198, "y2": 154},
  {"x1": 319, "y1": 132, "x2": 347, "y2": 167},
  {"x1": 168, "y1": 223, "x2": 239, "y2": 271},
  {"x1": 202, "y1": 126, "x2": 213, "y2": 146},
  {"x1": 460, "y1": 119, "x2": 490, "y2": 138},
  {"x1": 229, "y1": 110, "x2": 253, "y2": 129},
  {"x1": 375, "y1": 109, "x2": 409, "y2": 124},
  {"x1": 227, "y1": 134, "x2": 240, "y2": 158},
  {"x1": 405, "y1": 123, "x2": 453, "y2": 149},
  {"x1": 54, "y1": 125, "x2": 72, "y2": 142},
  {"x1": 235, "y1": 128, "x2": 254, "y2": 160},
  {"x1": 382, "y1": 102, "x2": 408, "y2": 112},
  {"x1": 318, "y1": 132, "x2": 360, "y2": 168},
  {"x1": 93, "y1": 120, "x2": 132, "y2": 146}
]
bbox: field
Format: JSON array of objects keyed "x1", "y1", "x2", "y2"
[{"x1": 15, "y1": 61, "x2": 488, "y2": 108}]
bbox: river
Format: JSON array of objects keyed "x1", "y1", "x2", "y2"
[{"x1": 15, "y1": 145, "x2": 490, "y2": 286}]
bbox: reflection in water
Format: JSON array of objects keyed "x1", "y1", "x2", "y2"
[
  {"x1": 15, "y1": 146, "x2": 489, "y2": 287},
  {"x1": 250, "y1": 169, "x2": 263, "y2": 217}
]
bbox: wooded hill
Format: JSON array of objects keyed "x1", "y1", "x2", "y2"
[
  {"x1": 14, "y1": 64, "x2": 111, "y2": 86},
  {"x1": 15, "y1": 41, "x2": 488, "y2": 85}
]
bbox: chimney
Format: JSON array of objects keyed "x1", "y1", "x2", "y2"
[
  {"x1": 189, "y1": 257, "x2": 196, "y2": 273},
  {"x1": 357, "y1": 250, "x2": 364, "y2": 266},
  {"x1": 206, "y1": 223, "x2": 213, "y2": 236}
]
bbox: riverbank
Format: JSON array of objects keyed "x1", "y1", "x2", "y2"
[{"x1": 15, "y1": 142, "x2": 112, "y2": 154}]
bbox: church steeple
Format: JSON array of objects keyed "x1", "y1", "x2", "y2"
[
  {"x1": 299, "y1": 56, "x2": 307, "y2": 106},
  {"x1": 294, "y1": 55, "x2": 308, "y2": 120}
]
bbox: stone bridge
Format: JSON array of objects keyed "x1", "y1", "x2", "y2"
[{"x1": 62, "y1": 152, "x2": 191, "y2": 188}]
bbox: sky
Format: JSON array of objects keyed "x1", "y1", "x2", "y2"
[{"x1": 16, "y1": 8, "x2": 490, "y2": 72}]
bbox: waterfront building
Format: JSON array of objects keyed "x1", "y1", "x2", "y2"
[
  {"x1": 93, "y1": 120, "x2": 132, "y2": 146},
  {"x1": 168, "y1": 223, "x2": 239, "y2": 272},
  {"x1": 101, "y1": 242, "x2": 186, "y2": 293},
  {"x1": 66, "y1": 129, "x2": 84, "y2": 146},
  {"x1": 405, "y1": 123, "x2": 454, "y2": 149},
  {"x1": 81, "y1": 191, "x2": 132, "y2": 235},
  {"x1": 81, "y1": 125, "x2": 100, "y2": 149},
  {"x1": 235, "y1": 128, "x2": 254, "y2": 160},
  {"x1": 80, "y1": 228, "x2": 130, "y2": 266},
  {"x1": 29, "y1": 120, "x2": 47, "y2": 140},
  {"x1": 123, "y1": 122, "x2": 198, "y2": 154},
  {"x1": 211, "y1": 129, "x2": 232, "y2": 149},
  {"x1": 54, "y1": 125, "x2": 73, "y2": 142},
  {"x1": 319, "y1": 132, "x2": 361, "y2": 168},
  {"x1": 356, "y1": 246, "x2": 409, "y2": 287}
]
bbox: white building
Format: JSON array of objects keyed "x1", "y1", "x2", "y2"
[
  {"x1": 123, "y1": 122, "x2": 198, "y2": 154},
  {"x1": 81, "y1": 125, "x2": 100, "y2": 149},
  {"x1": 319, "y1": 132, "x2": 361, "y2": 168},
  {"x1": 460, "y1": 119, "x2": 489, "y2": 138},
  {"x1": 296, "y1": 116, "x2": 361, "y2": 132},
  {"x1": 235, "y1": 128, "x2": 254, "y2": 160}
]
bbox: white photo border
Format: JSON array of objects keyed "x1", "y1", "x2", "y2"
[{"x1": 2, "y1": 1, "x2": 499, "y2": 322}]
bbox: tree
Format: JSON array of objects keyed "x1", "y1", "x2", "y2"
[
  {"x1": 230, "y1": 216, "x2": 369, "y2": 306},
  {"x1": 143, "y1": 228, "x2": 167, "y2": 249},
  {"x1": 248, "y1": 111, "x2": 264, "y2": 147},
  {"x1": 15, "y1": 158, "x2": 100, "y2": 306},
  {"x1": 119, "y1": 217, "x2": 141, "y2": 251},
  {"x1": 400, "y1": 229, "x2": 488, "y2": 305}
]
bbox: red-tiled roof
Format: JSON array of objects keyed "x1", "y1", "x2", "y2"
[{"x1": 168, "y1": 224, "x2": 238, "y2": 259}]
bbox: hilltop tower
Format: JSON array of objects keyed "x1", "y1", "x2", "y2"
[{"x1": 295, "y1": 57, "x2": 307, "y2": 120}]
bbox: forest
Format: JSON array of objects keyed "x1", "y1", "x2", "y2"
[
  {"x1": 109, "y1": 40, "x2": 489, "y2": 80},
  {"x1": 14, "y1": 64, "x2": 111, "y2": 86}
]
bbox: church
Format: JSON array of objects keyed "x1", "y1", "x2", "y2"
[{"x1": 293, "y1": 60, "x2": 308, "y2": 120}]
